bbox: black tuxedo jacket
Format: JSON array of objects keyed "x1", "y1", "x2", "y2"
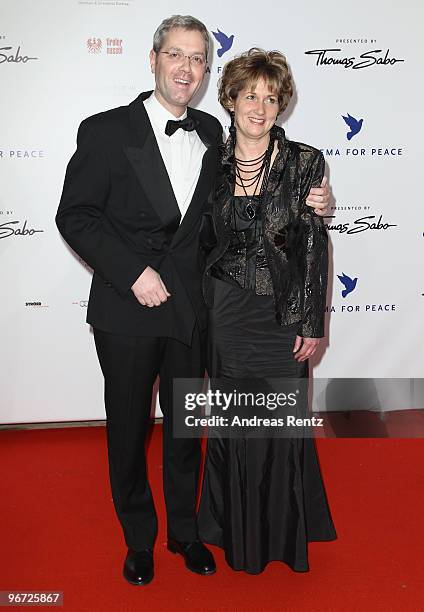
[{"x1": 56, "y1": 91, "x2": 222, "y2": 344}]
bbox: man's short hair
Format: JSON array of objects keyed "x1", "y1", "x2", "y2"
[{"x1": 153, "y1": 15, "x2": 210, "y2": 60}]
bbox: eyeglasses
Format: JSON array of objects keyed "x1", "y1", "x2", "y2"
[{"x1": 160, "y1": 50, "x2": 206, "y2": 67}]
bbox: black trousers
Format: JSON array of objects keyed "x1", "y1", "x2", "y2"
[{"x1": 93, "y1": 326, "x2": 206, "y2": 550}]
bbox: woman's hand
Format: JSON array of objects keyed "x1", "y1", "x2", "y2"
[
  {"x1": 293, "y1": 335, "x2": 320, "y2": 361},
  {"x1": 305, "y1": 176, "x2": 330, "y2": 216}
]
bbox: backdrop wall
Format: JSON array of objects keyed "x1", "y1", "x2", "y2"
[{"x1": 1, "y1": 0, "x2": 423, "y2": 423}]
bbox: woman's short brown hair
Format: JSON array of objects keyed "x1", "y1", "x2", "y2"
[{"x1": 218, "y1": 48, "x2": 293, "y2": 114}]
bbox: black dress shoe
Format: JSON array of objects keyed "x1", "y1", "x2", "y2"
[
  {"x1": 167, "y1": 538, "x2": 216, "y2": 575},
  {"x1": 123, "y1": 548, "x2": 154, "y2": 585}
]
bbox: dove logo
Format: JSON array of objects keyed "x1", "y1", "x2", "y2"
[
  {"x1": 342, "y1": 114, "x2": 363, "y2": 140},
  {"x1": 337, "y1": 273, "x2": 358, "y2": 298},
  {"x1": 212, "y1": 29, "x2": 234, "y2": 57}
]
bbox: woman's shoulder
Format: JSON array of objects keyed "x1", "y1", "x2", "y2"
[
  {"x1": 276, "y1": 127, "x2": 322, "y2": 162},
  {"x1": 288, "y1": 140, "x2": 322, "y2": 161}
]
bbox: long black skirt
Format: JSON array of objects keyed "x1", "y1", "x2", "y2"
[{"x1": 197, "y1": 278, "x2": 337, "y2": 574}]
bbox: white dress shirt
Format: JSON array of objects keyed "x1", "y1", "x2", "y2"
[{"x1": 143, "y1": 92, "x2": 207, "y2": 221}]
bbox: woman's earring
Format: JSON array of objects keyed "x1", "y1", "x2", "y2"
[{"x1": 229, "y1": 110, "x2": 236, "y2": 142}]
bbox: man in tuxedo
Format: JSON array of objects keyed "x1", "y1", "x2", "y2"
[{"x1": 56, "y1": 15, "x2": 329, "y2": 586}]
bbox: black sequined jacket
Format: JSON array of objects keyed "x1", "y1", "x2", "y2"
[{"x1": 200, "y1": 125, "x2": 328, "y2": 338}]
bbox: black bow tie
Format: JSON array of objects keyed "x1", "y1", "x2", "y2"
[{"x1": 165, "y1": 116, "x2": 198, "y2": 137}]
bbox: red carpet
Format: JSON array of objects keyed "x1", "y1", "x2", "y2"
[{"x1": 1, "y1": 426, "x2": 424, "y2": 611}]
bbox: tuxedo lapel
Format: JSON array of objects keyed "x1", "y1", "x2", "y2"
[
  {"x1": 124, "y1": 92, "x2": 181, "y2": 230},
  {"x1": 189, "y1": 107, "x2": 216, "y2": 148},
  {"x1": 171, "y1": 145, "x2": 219, "y2": 247},
  {"x1": 170, "y1": 107, "x2": 220, "y2": 247}
]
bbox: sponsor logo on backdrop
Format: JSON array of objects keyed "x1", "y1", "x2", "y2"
[
  {"x1": 72, "y1": 300, "x2": 88, "y2": 308},
  {"x1": 304, "y1": 37, "x2": 404, "y2": 70},
  {"x1": 327, "y1": 302, "x2": 396, "y2": 314},
  {"x1": 325, "y1": 204, "x2": 397, "y2": 236},
  {"x1": 342, "y1": 113, "x2": 363, "y2": 140},
  {"x1": 212, "y1": 29, "x2": 234, "y2": 58},
  {"x1": 321, "y1": 112, "x2": 402, "y2": 158},
  {"x1": 25, "y1": 301, "x2": 49, "y2": 308},
  {"x1": 0, "y1": 219, "x2": 44, "y2": 239},
  {"x1": 86, "y1": 37, "x2": 123, "y2": 55},
  {"x1": 107, "y1": 38, "x2": 123, "y2": 55},
  {"x1": 338, "y1": 273, "x2": 358, "y2": 298},
  {"x1": 207, "y1": 29, "x2": 235, "y2": 75},
  {"x1": 87, "y1": 38, "x2": 102, "y2": 53},
  {"x1": 0, "y1": 149, "x2": 44, "y2": 158},
  {"x1": 326, "y1": 271, "x2": 396, "y2": 314},
  {"x1": 0, "y1": 37, "x2": 38, "y2": 65}
]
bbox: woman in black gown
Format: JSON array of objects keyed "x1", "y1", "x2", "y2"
[{"x1": 197, "y1": 49, "x2": 336, "y2": 574}]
